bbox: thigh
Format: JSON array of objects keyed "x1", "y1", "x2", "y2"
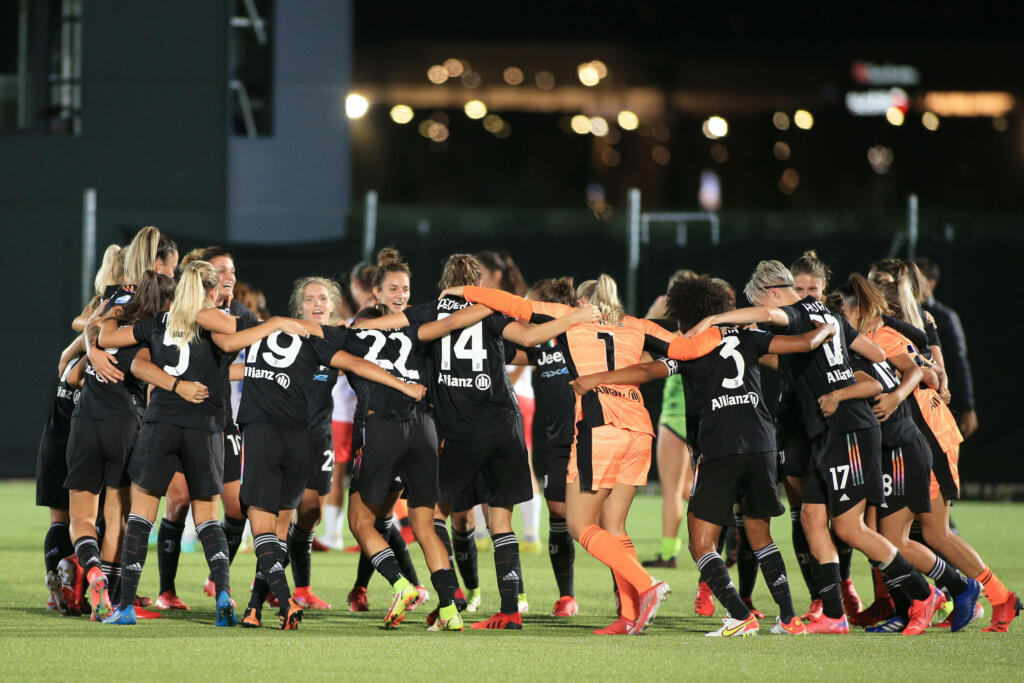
[
  {"x1": 101, "y1": 413, "x2": 139, "y2": 490},
  {"x1": 738, "y1": 450, "x2": 785, "y2": 521},
  {"x1": 688, "y1": 454, "x2": 740, "y2": 527},
  {"x1": 180, "y1": 428, "x2": 223, "y2": 499},
  {"x1": 129, "y1": 422, "x2": 183, "y2": 497},
  {"x1": 438, "y1": 437, "x2": 488, "y2": 513},
  {"x1": 279, "y1": 426, "x2": 312, "y2": 510},
  {"x1": 483, "y1": 427, "x2": 532, "y2": 510},
  {"x1": 65, "y1": 417, "x2": 104, "y2": 494},
  {"x1": 616, "y1": 430, "x2": 653, "y2": 488},
  {"x1": 352, "y1": 415, "x2": 406, "y2": 508},
  {"x1": 240, "y1": 423, "x2": 284, "y2": 512},
  {"x1": 815, "y1": 427, "x2": 883, "y2": 517},
  {"x1": 879, "y1": 436, "x2": 932, "y2": 519}
]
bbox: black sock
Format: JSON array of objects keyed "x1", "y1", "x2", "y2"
[
  {"x1": 833, "y1": 529, "x2": 853, "y2": 582},
  {"x1": 891, "y1": 585, "x2": 912, "y2": 619},
  {"x1": 434, "y1": 520, "x2": 456, "y2": 570},
  {"x1": 222, "y1": 516, "x2": 246, "y2": 564},
  {"x1": 790, "y1": 508, "x2": 819, "y2": 600},
  {"x1": 754, "y1": 542, "x2": 795, "y2": 621},
  {"x1": 44, "y1": 522, "x2": 74, "y2": 573},
  {"x1": 119, "y1": 514, "x2": 152, "y2": 610},
  {"x1": 814, "y1": 561, "x2": 844, "y2": 619},
  {"x1": 287, "y1": 524, "x2": 315, "y2": 589},
  {"x1": 386, "y1": 520, "x2": 420, "y2": 585},
  {"x1": 101, "y1": 561, "x2": 121, "y2": 607},
  {"x1": 278, "y1": 537, "x2": 290, "y2": 571},
  {"x1": 697, "y1": 551, "x2": 750, "y2": 619},
  {"x1": 196, "y1": 519, "x2": 231, "y2": 596},
  {"x1": 354, "y1": 551, "x2": 375, "y2": 589},
  {"x1": 452, "y1": 527, "x2": 480, "y2": 591},
  {"x1": 253, "y1": 532, "x2": 291, "y2": 613},
  {"x1": 735, "y1": 517, "x2": 757, "y2": 600},
  {"x1": 430, "y1": 568, "x2": 458, "y2": 608},
  {"x1": 492, "y1": 532, "x2": 520, "y2": 614},
  {"x1": 877, "y1": 553, "x2": 930, "y2": 601},
  {"x1": 369, "y1": 548, "x2": 405, "y2": 586},
  {"x1": 74, "y1": 536, "x2": 102, "y2": 573},
  {"x1": 249, "y1": 570, "x2": 271, "y2": 610},
  {"x1": 157, "y1": 519, "x2": 184, "y2": 595},
  {"x1": 548, "y1": 516, "x2": 575, "y2": 597},
  {"x1": 926, "y1": 556, "x2": 969, "y2": 596}
]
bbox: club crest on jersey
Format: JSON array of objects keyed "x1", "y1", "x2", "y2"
[
  {"x1": 710, "y1": 391, "x2": 760, "y2": 411},
  {"x1": 474, "y1": 373, "x2": 491, "y2": 390}
]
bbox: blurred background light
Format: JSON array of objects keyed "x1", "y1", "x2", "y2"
[
  {"x1": 345, "y1": 93, "x2": 369, "y2": 118},
  {"x1": 773, "y1": 141, "x2": 791, "y2": 160},
  {"x1": 461, "y1": 71, "x2": 481, "y2": 88},
  {"x1": 577, "y1": 63, "x2": 600, "y2": 87},
  {"x1": 590, "y1": 60, "x2": 608, "y2": 79},
  {"x1": 706, "y1": 116, "x2": 728, "y2": 138},
  {"x1": 389, "y1": 104, "x2": 414, "y2": 124},
  {"x1": 503, "y1": 66, "x2": 524, "y2": 85},
  {"x1": 443, "y1": 58, "x2": 464, "y2": 77},
  {"x1": 570, "y1": 115, "x2": 591, "y2": 134},
  {"x1": 922, "y1": 111, "x2": 940, "y2": 131},
  {"x1": 427, "y1": 65, "x2": 449, "y2": 84},
  {"x1": 464, "y1": 100, "x2": 487, "y2": 119},
  {"x1": 868, "y1": 145, "x2": 894, "y2": 174},
  {"x1": 710, "y1": 143, "x2": 729, "y2": 163},
  {"x1": 652, "y1": 145, "x2": 671, "y2": 164},
  {"x1": 793, "y1": 109, "x2": 814, "y2": 130},
  {"x1": 886, "y1": 106, "x2": 905, "y2": 126},
  {"x1": 617, "y1": 110, "x2": 639, "y2": 130},
  {"x1": 773, "y1": 111, "x2": 791, "y2": 130},
  {"x1": 589, "y1": 116, "x2": 609, "y2": 137},
  {"x1": 535, "y1": 71, "x2": 556, "y2": 90}
]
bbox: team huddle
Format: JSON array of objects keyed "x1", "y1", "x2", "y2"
[{"x1": 35, "y1": 226, "x2": 1021, "y2": 636}]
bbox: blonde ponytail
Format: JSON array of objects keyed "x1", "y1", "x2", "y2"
[
  {"x1": 123, "y1": 226, "x2": 161, "y2": 284},
  {"x1": 577, "y1": 274, "x2": 625, "y2": 326},
  {"x1": 93, "y1": 244, "x2": 123, "y2": 295},
  {"x1": 896, "y1": 272, "x2": 924, "y2": 330},
  {"x1": 166, "y1": 261, "x2": 219, "y2": 349}
]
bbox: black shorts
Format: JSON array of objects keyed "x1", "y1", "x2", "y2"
[
  {"x1": 65, "y1": 414, "x2": 138, "y2": 494},
  {"x1": 222, "y1": 421, "x2": 243, "y2": 484},
  {"x1": 878, "y1": 436, "x2": 932, "y2": 519},
  {"x1": 351, "y1": 411, "x2": 439, "y2": 509},
  {"x1": 439, "y1": 421, "x2": 532, "y2": 513},
  {"x1": 36, "y1": 429, "x2": 70, "y2": 509},
  {"x1": 130, "y1": 422, "x2": 224, "y2": 498},
  {"x1": 778, "y1": 427, "x2": 811, "y2": 479},
  {"x1": 688, "y1": 451, "x2": 784, "y2": 527},
  {"x1": 686, "y1": 414, "x2": 700, "y2": 453},
  {"x1": 240, "y1": 422, "x2": 310, "y2": 512},
  {"x1": 543, "y1": 444, "x2": 570, "y2": 503},
  {"x1": 307, "y1": 422, "x2": 335, "y2": 496},
  {"x1": 803, "y1": 426, "x2": 883, "y2": 517}
]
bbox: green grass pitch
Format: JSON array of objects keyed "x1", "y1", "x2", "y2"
[{"x1": 1, "y1": 479, "x2": 1021, "y2": 681}]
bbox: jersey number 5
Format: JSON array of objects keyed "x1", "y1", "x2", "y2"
[{"x1": 161, "y1": 330, "x2": 190, "y2": 377}]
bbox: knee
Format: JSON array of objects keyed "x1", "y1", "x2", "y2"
[{"x1": 165, "y1": 498, "x2": 189, "y2": 522}]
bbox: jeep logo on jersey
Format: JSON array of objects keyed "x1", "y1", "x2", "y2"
[
  {"x1": 536, "y1": 350, "x2": 565, "y2": 366},
  {"x1": 275, "y1": 373, "x2": 291, "y2": 389},
  {"x1": 474, "y1": 373, "x2": 492, "y2": 391}
]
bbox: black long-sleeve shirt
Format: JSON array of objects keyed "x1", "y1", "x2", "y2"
[{"x1": 924, "y1": 296, "x2": 975, "y2": 413}]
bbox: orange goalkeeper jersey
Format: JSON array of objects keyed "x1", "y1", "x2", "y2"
[{"x1": 461, "y1": 287, "x2": 721, "y2": 436}]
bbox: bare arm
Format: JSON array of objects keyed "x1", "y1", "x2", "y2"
[
  {"x1": 329, "y1": 349, "x2": 427, "y2": 401},
  {"x1": 354, "y1": 311, "x2": 411, "y2": 330},
  {"x1": 872, "y1": 353, "x2": 923, "y2": 422},
  {"x1": 570, "y1": 361, "x2": 670, "y2": 395},
  {"x1": 130, "y1": 348, "x2": 210, "y2": 404},
  {"x1": 501, "y1": 305, "x2": 600, "y2": 348},
  {"x1": 817, "y1": 371, "x2": 883, "y2": 417},
  {"x1": 98, "y1": 318, "x2": 140, "y2": 349},
  {"x1": 229, "y1": 363, "x2": 245, "y2": 381},
  {"x1": 211, "y1": 317, "x2": 314, "y2": 353},
  {"x1": 686, "y1": 307, "x2": 790, "y2": 337},
  {"x1": 86, "y1": 302, "x2": 125, "y2": 383},
  {"x1": 850, "y1": 335, "x2": 886, "y2": 364},
  {"x1": 58, "y1": 335, "x2": 85, "y2": 378},
  {"x1": 66, "y1": 357, "x2": 87, "y2": 388},
  {"x1": 197, "y1": 308, "x2": 239, "y2": 335},
  {"x1": 71, "y1": 299, "x2": 97, "y2": 333},
  {"x1": 418, "y1": 304, "x2": 494, "y2": 341},
  {"x1": 759, "y1": 354, "x2": 779, "y2": 370},
  {"x1": 766, "y1": 322, "x2": 835, "y2": 355}
]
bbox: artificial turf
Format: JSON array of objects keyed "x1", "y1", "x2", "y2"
[{"x1": 1, "y1": 480, "x2": 1021, "y2": 681}]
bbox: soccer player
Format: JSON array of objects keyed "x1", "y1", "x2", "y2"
[
  {"x1": 366, "y1": 254, "x2": 599, "y2": 630},
  {"x1": 235, "y1": 301, "x2": 427, "y2": 630},
  {"x1": 830, "y1": 274, "x2": 982, "y2": 633},
  {"x1": 573, "y1": 276, "x2": 834, "y2": 636},
  {"x1": 98, "y1": 262, "x2": 304, "y2": 625},
  {"x1": 687, "y1": 260, "x2": 942, "y2": 635},
  {"x1": 447, "y1": 273, "x2": 724, "y2": 634},
  {"x1": 70, "y1": 227, "x2": 177, "y2": 620}
]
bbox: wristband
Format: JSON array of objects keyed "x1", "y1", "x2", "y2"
[{"x1": 172, "y1": 378, "x2": 181, "y2": 393}]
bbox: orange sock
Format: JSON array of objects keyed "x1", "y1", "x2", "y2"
[
  {"x1": 974, "y1": 566, "x2": 1010, "y2": 606},
  {"x1": 579, "y1": 525, "x2": 652, "y2": 594},
  {"x1": 615, "y1": 536, "x2": 640, "y2": 620}
]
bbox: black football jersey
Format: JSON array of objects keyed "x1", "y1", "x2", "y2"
[
  {"x1": 218, "y1": 300, "x2": 260, "y2": 429},
  {"x1": 680, "y1": 327, "x2": 776, "y2": 458},
  {"x1": 238, "y1": 329, "x2": 335, "y2": 429},
  {"x1": 849, "y1": 352, "x2": 920, "y2": 449},
  {"x1": 774, "y1": 297, "x2": 878, "y2": 438},
  {"x1": 528, "y1": 342, "x2": 575, "y2": 448},
  {"x1": 133, "y1": 313, "x2": 230, "y2": 431},
  {"x1": 73, "y1": 344, "x2": 146, "y2": 419},
  {"x1": 415, "y1": 296, "x2": 520, "y2": 440},
  {"x1": 310, "y1": 364, "x2": 339, "y2": 428},
  {"x1": 327, "y1": 324, "x2": 428, "y2": 421},
  {"x1": 44, "y1": 357, "x2": 83, "y2": 436}
]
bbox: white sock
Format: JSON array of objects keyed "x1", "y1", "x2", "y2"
[
  {"x1": 322, "y1": 504, "x2": 341, "y2": 537},
  {"x1": 474, "y1": 505, "x2": 489, "y2": 539},
  {"x1": 522, "y1": 493, "x2": 542, "y2": 541}
]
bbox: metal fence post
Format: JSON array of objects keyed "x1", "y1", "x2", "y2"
[
  {"x1": 362, "y1": 189, "x2": 378, "y2": 262},
  {"x1": 627, "y1": 188, "x2": 641, "y2": 314},
  {"x1": 81, "y1": 187, "x2": 96, "y2": 307},
  {"x1": 907, "y1": 193, "x2": 918, "y2": 259}
]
